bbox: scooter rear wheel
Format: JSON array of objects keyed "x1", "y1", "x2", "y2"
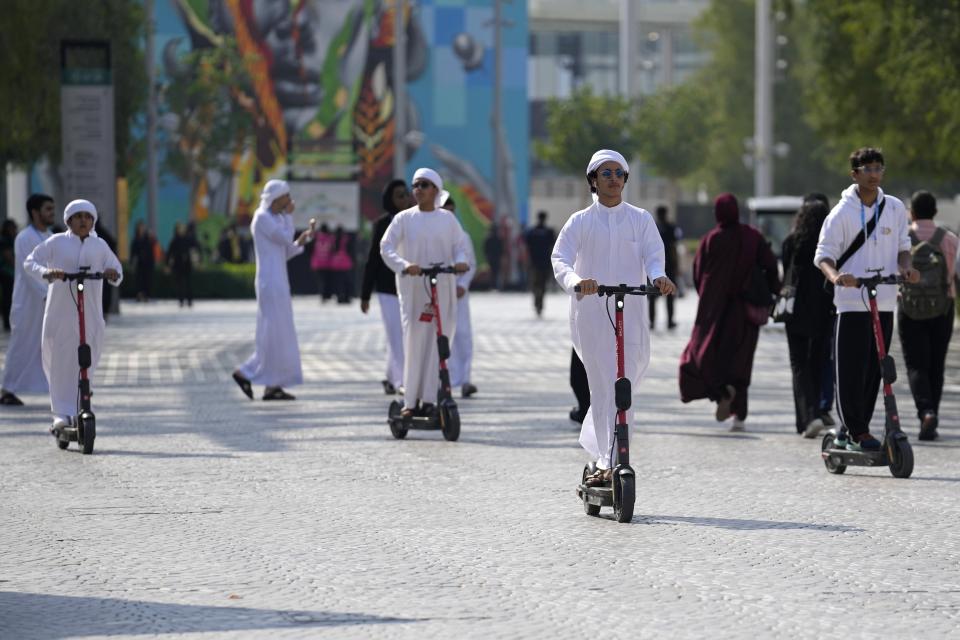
[
  {"x1": 79, "y1": 415, "x2": 95, "y2": 455},
  {"x1": 888, "y1": 437, "x2": 914, "y2": 479},
  {"x1": 821, "y1": 432, "x2": 846, "y2": 474},
  {"x1": 613, "y1": 473, "x2": 635, "y2": 523},
  {"x1": 388, "y1": 400, "x2": 407, "y2": 440},
  {"x1": 440, "y1": 403, "x2": 460, "y2": 442},
  {"x1": 581, "y1": 464, "x2": 600, "y2": 516}
]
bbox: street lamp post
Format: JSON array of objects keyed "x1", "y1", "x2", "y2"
[
  {"x1": 754, "y1": 0, "x2": 774, "y2": 198},
  {"x1": 393, "y1": 0, "x2": 407, "y2": 180}
]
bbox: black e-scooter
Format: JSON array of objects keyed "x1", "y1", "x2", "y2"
[
  {"x1": 821, "y1": 270, "x2": 914, "y2": 478},
  {"x1": 51, "y1": 268, "x2": 102, "y2": 454},
  {"x1": 387, "y1": 264, "x2": 461, "y2": 441},
  {"x1": 574, "y1": 283, "x2": 660, "y2": 523}
]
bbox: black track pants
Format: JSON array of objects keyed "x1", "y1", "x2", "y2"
[{"x1": 833, "y1": 311, "x2": 893, "y2": 438}]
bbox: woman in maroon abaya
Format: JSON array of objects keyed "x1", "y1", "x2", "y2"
[{"x1": 678, "y1": 193, "x2": 779, "y2": 430}]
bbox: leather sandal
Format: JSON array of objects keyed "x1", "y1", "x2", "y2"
[
  {"x1": 0, "y1": 392, "x2": 24, "y2": 406},
  {"x1": 232, "y1": 372, "x2": 254, "y2": 400},
  {"x1": 263, "y1": 387, "x2": 296, "y2": 401},
  {"x1": 584, "y1": 468, "x2": 613, "y2": 487}
]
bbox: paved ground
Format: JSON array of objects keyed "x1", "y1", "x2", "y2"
[{"x1": 1, "y1": 292, "x2": 958, "y2": 639}]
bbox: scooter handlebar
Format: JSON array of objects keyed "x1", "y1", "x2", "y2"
[
  {"x1": 62, "y1": 271, "x2": 104, "y2": 281},
  {"x1": 573, "y1": 283, "x2": 661, "y2": 297},
  {"x1": 853, "y1": 274, "x2": 902, "y2": 287},
  {"x1": 405, "y1": 263, "x2": 460, "y2": 277}
]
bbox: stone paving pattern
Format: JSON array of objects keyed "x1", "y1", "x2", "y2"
[{"x1": 1, "y1": 293, "x2": 958, "y2": 639}]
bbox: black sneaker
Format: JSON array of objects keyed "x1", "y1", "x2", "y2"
[
  {"x1": 819, "y1": 411, "x2": 836, "y2": 427},
  {"x1": 848, "y1": 432, "x2": 882, "y2": 452},
  {"x1": 919, "y1": 411, "x2": 939, "y2": 441}
]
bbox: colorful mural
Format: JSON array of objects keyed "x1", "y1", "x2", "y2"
[{"x1": 148, "y1": 0, "x2": 528, "y2": 260}]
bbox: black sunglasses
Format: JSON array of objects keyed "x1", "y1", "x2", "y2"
[{"x1": 412, "y1": 181, "x2": 434, "y2": 190}]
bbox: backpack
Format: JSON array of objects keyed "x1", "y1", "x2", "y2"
[{"x1": 901, "y1": 227, "x2": 951, "y2": 320}]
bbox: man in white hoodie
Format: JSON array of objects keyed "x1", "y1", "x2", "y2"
[{"x1": 814, "y1": 147, "x2": 918, "y2": 451}]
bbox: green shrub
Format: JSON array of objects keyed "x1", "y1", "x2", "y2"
[{"x1": 121, "y1": 262, "x2": 256, "y2": 299}]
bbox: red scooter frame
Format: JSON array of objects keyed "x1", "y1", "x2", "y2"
[
  {"x1": 387, "y1": 263, "x2": 461, "y2": 441},
  {"x1": 51, "y1": 269, "x2": 103, "y2": 454},
  {"x1": 821, "y1": 270, "x2": 913, "y2": 478},
  {"x1": 575, "y1": 283, "x2": 661, "y2": 522}
]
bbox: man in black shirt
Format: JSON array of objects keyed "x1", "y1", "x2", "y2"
[
  {"x1": 524, "y1": 211, "x2": 555, "y2": 317},
  {"x1": 649, "y1": 206, "x2": 680, "y2": 329}
]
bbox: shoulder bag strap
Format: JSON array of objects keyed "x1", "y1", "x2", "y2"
[{"x1": 836, "y1": 197, "x2": 885, "y2": 271}]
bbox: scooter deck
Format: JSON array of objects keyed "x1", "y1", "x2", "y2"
[
  {"x1": 393, "y1": 416, "x2": 442, "y2": 431},
  {"x1": 52, "y1": 425, "x2": 79, "y2": 442},
  {"x1": 822, "y1": 447, "x2": 889, "y2": 467},
  {"x1": 577, "y1": 484, "x2": 613, "y2": 507}
]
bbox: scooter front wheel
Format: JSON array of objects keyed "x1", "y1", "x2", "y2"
[
  {"x1": 387, "y1": 400, "x2": 407, "y2": 440},
  {"x1": 440, "y1": 403, "x2": 460, "y2": 442},
  {"x1": 821, "y1": 432, "x2": 846, "y2": 474},
  {"x1": 79, "y1": 415, "x2": 95, "y2": 455},
  {"x1": 613, "y1": 472, "x2": 635, "y2": 523},
  {"x1": 887, "y1": 436, "x2": 914, "y2": 479}
]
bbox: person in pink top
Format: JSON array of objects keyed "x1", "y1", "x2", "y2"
[{"x1": 896, "y1": 190, "x2": 958, "y2": 441}]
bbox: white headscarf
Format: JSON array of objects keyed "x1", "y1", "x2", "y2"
[
  {"x1": 412, "y1": 167, "x2": 446, "y2": 209},
  {"x1": 586, "y1": 149, "x2": 629, "y2": 176},
  {"x1": 63, "y1": 199, "x2": 98, "y2": 227},
  {"x1": 260, "y1": 179, "x2": 291, "y2": 210}
]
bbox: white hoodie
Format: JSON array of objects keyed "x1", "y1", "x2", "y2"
[{"x1": 814, "y1": 184, "x2": 911, "y2": 313}]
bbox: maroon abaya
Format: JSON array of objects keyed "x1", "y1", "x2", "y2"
[{"x1": 678, "y1": 194, "x2": 779, "y2": 420}]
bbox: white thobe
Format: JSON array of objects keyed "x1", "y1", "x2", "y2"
[
  {"x1": 552, "y1": 201, "x2": 666, "y2": 469},
  {"x1": 377, "y1": 292, "x2": 404, "y2": 388},
  {"x1": 24, "y1": 231, "x2": 123, "y2": 419},
  {"x1": 2, "y1": 225, "x2": 52, "y2": 393},
  {"x1": 380, "y1": 207, "x2": 468, "y2": 408},
  {"x1": 238, "y1": 208, "x2": 304, "y2": 388},
  {"x1": 449, "y1": 229, "x2": 476, "y2": 387}
]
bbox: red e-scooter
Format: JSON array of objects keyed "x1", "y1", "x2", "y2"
[
  {"x1": 387, "y1": 263, "x2": 461, "y2": 441},
  {"x1": 821, "y1": 269, "x2": 914, "y2": 478},
  {"x1": 574, "y1": 283, "x2": 660, "y2": 523},
  {"x1": 50, "y1": 268, "x2": 102, "y2": 454}
]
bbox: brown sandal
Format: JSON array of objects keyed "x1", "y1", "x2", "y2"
[{"x1": 584, "y1": 468, "x2": 613, "y2": 487}]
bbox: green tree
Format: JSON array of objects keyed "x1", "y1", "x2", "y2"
[
  {"x1": 633, "y1": 82, "x2": 713, "y2": 206},
  {"x1": 691, "y1": 0, "x2": 835, "y2": 197},
  {"x1": 797, "y1": 0, "x2": 960, "y2": 184},
  {"x1": 161, "y1": 39, "x2": 257, "y2": 217},
  {"x1": 535, "y1": 86, "x2": 639, "y2": 176},
  {"x1": 0, "y1": 0, "x2": 145, "y2": 176}
]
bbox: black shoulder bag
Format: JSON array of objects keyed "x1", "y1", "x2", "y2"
[{"x1": 823, "y1": 198, "x2": 885, "y2": 296}]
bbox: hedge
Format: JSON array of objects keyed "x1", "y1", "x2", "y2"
[{"x1": 121, "y1": 262, "x2": 257, "y2": 299}]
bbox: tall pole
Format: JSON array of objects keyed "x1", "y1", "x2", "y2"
[
  {"x1": 491, "y1": 0, "x2": 503, "y2": 223},
  {"x1": 145, "y1": 0, "x2": 158, "y2": 232},
  {"x1": 619, "y1": 0, "x2": 636, "y2": 97},
  {"x1": 619, "y1": 0, "x2": 638, "y2": 204},
  {"x1": 393, "y1": 0, "x2": 407, "y2": 179},
  {"x1": 754, "y1": 0, "x2": 774, "y2": 198}
]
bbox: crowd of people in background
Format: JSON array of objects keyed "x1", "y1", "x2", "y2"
[{"x1": 1, "y1": 146, "x2": 957, "y2": 449}]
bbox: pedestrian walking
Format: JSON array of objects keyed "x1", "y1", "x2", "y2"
[
  {"x1": 525, "y1": 211, "x2": 555, "y2": 317},
  {"x1": 23, "y1": 200, "x2": 122, "y2": 432},
  {"x1": 444, "y1": 196, "x2": 478, "y2": 398},
  {"x1": 166, "y1": 222, "x2": 197, "y2": 307},
  {"x1": 679, "y1": 193, "x2": 779, "y2": 432},
  {"x1": 780, "y1": 198, "x2": 834, "y2": 437},
  {"x1": 896, "y1": 190, "x2": 957, "y2": 441},
  {"x1": 232, "y1": 180, "x2": 315, "y2": 402},
  {"x1": 484, "y1": 224, "x2": 503, "y2": 290},
  {"x1": 552, "y1": 149, "x2": 675, "y2": 486},
  {"x1": 309, "y1": 224, "x2": 335, "y2": 302},
  {"x1": 0, "y1": 194, "x2": 55, "y2": 406},
  {"x1": 328, "y1": 226, "x2": 354, "y2": 304},
  {"x1": 361, "y1": 179, "x2": 412, "y2": 395},
  {"x1": 569, "y1": 348, "x2": 590, "y2": 424},
  {"x1": 0, "y1": 220, "x2": 17, "y2": 331},
  {"x1": 130, "y1": 221, "x2": 155, "y2": 302},
  {"x1": 379, "y1": 168, "x2": 469, "y2": 419},
  {"x1": 649, "y1": 205, "x2": 680, "y2": 330},
  {"x1": 815, "y1": 147, "x2": 918, "y2": 451}
]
